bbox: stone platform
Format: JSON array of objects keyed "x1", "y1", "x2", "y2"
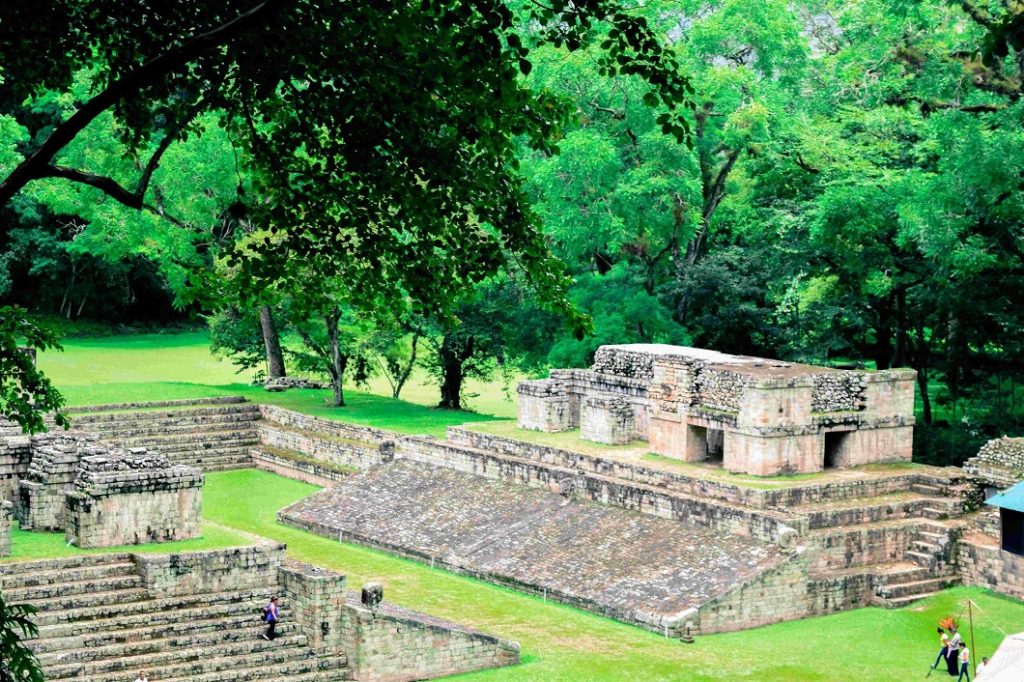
[{"x1": 279, "y1": 460, "x2": 788, "y2": 633}]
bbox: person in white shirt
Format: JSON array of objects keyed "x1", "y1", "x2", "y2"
[
  {"x1": 957, "y1": 646, "x2": 971, "y2": 682},
  {"x1": 133, "y1": 672, "x2": 149, "y2": 682},
  {"x1": 976, "y1": 656, "x2": 989, "y2": 678}
]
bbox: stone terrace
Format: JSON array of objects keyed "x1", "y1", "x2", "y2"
[{"x1": 279, "y1": 459, "x2": 788, "y2": 633}]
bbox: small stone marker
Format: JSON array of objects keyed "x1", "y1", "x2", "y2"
[{"x1": 361, "y1": 581, "x2": 384, "y2": 609}]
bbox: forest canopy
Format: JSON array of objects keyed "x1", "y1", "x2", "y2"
[{"x1": 1, "y1": 0, "x2": 1023, "y2": 464}]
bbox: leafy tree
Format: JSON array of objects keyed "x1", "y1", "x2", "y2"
[{"x1": 0, "y1": 307, "x2": 67, "y2": 434}]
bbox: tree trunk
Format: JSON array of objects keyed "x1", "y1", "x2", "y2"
[
  {"x1": 259, "y1": 305, "x2": 287, "y2": 379},
  {"x1": 437, "y1": 333, "x2": 470, "y2": 410},
  {"x1": 325, "y1": 307, "x2": 347, "y2": 407},
  {"x1": 917, "y1": 367, "x2": 932, "y2": 425},
  {"x1": 392, "y1": 333, "x2": 419, "y2": 399}
]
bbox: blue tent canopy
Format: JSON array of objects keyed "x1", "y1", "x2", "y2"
[{"x1": 987, "y1": 481, "x2": 1024, "y2": 514}]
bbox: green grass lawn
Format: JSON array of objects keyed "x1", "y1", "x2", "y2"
[
  {"x1": 38, "y1": 331, "x2": 515, "y2": 436},
  {"x1": 204, "y1": 469, "x2": 1024, "y2": 682},
  {"x1": 2, "y1": 521, "x2": 252, "y2": 562}
]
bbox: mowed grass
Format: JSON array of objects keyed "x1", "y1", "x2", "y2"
[
  {"x1": 37, "y1": 331, "x2": 514, "y2": 436},
  {"x1": 205, "y1": 469, "x2": 1024, "y2": 682},
  {"x1": 2, "y1": 521, "x2": 252, "y2": 562}
]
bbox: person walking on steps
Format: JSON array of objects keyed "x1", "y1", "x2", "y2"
[
  {"x1": 957, "y1": 646, "x2": 971, "y2": 682},
  {"x1": 133, "y1": 672, "x2": 149, "y2": 682},
  {"x1": 262, "y1": 596, "x2": 279, "y2": 641},
  {"x1": 932, "y1": 627, "x2": 950, "y2": 671}
]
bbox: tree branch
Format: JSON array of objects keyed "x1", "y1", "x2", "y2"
[{"x1": 0, "y1": 0, "x2": 293, "y2": 209}]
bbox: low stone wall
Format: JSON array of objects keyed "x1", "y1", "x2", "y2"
[
  {"x1": 448, "y1": 427, "x2": 961, "y2": 510},
  {"x1": 957, "y1": 535, "x2": 1024, "y2": 600},
  {"x1": 134, "y1": 543, "x2": 285, "y2": 596},
  {"x1": 257, "y1": 405, "x2": 391, "y2": 471},
  {"x1": 64, "y1": 395, "x2": 248, "y2": 414},
  {"x1": 280, "y1": 559, "x2": 520, "y2": 681},
  {"x1": 0, "y1": 500, "x2": 11, "y2": 557},
  {"x1": 340, "y1": 594, "x2": 520, "y2": 682}
]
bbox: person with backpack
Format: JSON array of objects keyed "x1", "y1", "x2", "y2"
[{"x1": 261, "y1": 596, "x2": 279, "y2": 641}]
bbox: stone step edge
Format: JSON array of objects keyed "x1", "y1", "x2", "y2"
[
  {"x1": 31, "y1": 588, "x2": 279, "y2": 627},
  {"x1": 65, "y1": 396, "x2": 250, "y2": 414},
  {"x1": 92, "y1": 654, "x2": 349, "y2": 682},
  {"x1": 34, "y1": 609, "x2": 291, "y2": 650},
  {"x1": 45, "y1": 635, "x2": 311, "y2": 679},
  {"x1": 37, "y1": 621, "x2": 300, "y2": 663}
]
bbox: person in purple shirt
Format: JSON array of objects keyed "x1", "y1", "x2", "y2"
[{"x1": 262, "y1": 596, "x2": 279, "y2": 641}]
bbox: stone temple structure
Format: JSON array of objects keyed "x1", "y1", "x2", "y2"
[
  {"x1": 65, "y1": 448, "x2": 203, "y2": 548},
  {"x1": 517, "y1": 344, "x2": 917, "y2": 476}
]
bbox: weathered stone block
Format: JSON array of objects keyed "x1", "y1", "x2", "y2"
[
  {"x1": 0, "y1": 500, "x2": 11, "y2": 557},
  {"x1": 64, "y1": 448, "x2": 203, "y2": 548},
  {"x1": 580, "y1": 394, "x2": 634, "y2": 445}
]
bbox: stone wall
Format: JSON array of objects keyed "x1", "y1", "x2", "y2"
[
  {"x1": 698, "y1": 553, "x2": 811, "y2": 633},
  {"x1": 64, "y1": 449, "x2": 203, "y2": 548},
  {"x1": 957, "y1": 536, "x2": 1024, "y2": 600},
  {"x1": 580, "y1": 394, "x2": 634, "y2": 444},
  {"x1": 134, "y1": 543, "x2": 285, "y2": 596},
  {"x1": 811, "y1": 372, "x2": 867, "y2": 413},
  {"x1": 448, "y1": 427, "x2": 961, "y2": 509},
  {"x1": 279, "y1": 559, "x2": 349, "y2": 655},
  {"x1": 257, "y1": 405, "x2": 391, "y2": 470},
  {"x1": 17, "y1": 432, "x2": 101, "y2": 531},
  {"x1": 340, "y1": 593, "x2": 520, "y2": 682},
  {"x1": 280, "y1": 559, "x2": 520, "y2": 681},
  {"x1": 0, "y1": 500, "x2": 11, "y2": 557},
  {"x1": 516, "y1": 380, "x2": 573, "y2": 432},
  {"x1": 0, "y1": 434, "x2": 30, "y2": 505},
  {"x1": 964, "y1": 436, "x2": 1024, "y2": 489},
  {"x1": 694, "y1": 367, "x2": 751, "y2": 412},
  {"x1": 591, "y1": 346, "x2": 656, "y2": 380}
]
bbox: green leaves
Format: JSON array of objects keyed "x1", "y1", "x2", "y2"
[
  {"x1": 0, "y1": 307, "x2": 67, "y2": 434},
  {"x1": 0, "y1": 592, "x2": 43, "y2": 682}
]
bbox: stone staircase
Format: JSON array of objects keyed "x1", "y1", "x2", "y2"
[
  {"x1": 2, "y1": 555, "x2": 348, "y2": 681},
  {"x1": 71, "y1": 403, "x2": 261, "y2": 471},
  {"x1": 797, "y1": 481, "x2": 965, "y2": 608}
]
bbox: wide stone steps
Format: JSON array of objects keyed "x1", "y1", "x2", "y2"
[
  {"x1": 0, "y1": 559, "x2": 136, "y2": 589},
  {"x1": 47, "y1": 632, "x2": 311, "y2": 679},
  {"x1": 143, "y1": 654, "x2": 349, "y2": 682},
  {"x1": 109, "y1": 431, "x2": 260, "y2": 449},
  {"x1": 38, "y1": 620, "x2": 300, "y2": 666},
  {"x1": 71, "y1": 403, "x2": 260, "y2": 424},
  {"x1": 34, "y1": 588, "x2": 277, "y2": 635},
  {"x1": 3, "y1": 572, "x2": 142, "y2": 603},
  {"x1": 0, "y1": 553, "x2": 130, "y2": 576},
  {"x1": 81, "y1": 415, "x2": 261, "y2": 437},
  {"x1": 18, "y1": 585, "x2": 152, "y2": 613},
  {"x1": 32, "y1": 604, "x2": 291, "y2": 653},
  {"x1": 877, "y1": 575, "x2": 960, "y2": 601}
]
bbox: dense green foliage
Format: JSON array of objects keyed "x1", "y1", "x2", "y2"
[{"x1": 2, "y1": 0, "x2": 1024, "y2": 460}]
